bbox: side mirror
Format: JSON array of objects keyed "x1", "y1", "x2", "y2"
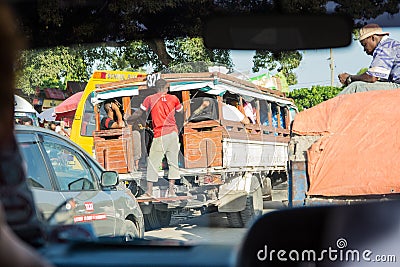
[{"x1": 101, "y1": 171, "x2": 119, "y2": 187}]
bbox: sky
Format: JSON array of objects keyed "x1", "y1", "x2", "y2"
[{"x1": 230, "y1": 26, "x2": 400, "y2": 91}]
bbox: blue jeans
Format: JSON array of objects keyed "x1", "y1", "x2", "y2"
[{"x1": 338, "y1": 81, "x2": 400, "y2": 95}]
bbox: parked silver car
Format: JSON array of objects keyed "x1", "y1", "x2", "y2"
[{"x1": 15, "y1": 125, "x2": 144, "y2": 239}]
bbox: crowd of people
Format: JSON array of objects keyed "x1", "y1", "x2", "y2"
[{"x1": 15, "y1": 116, "x2": 70, "y2": 136}]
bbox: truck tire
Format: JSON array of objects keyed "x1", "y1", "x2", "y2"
[
  {"x1": 240, "y1": 187, "x2": 263, "y2": 227},
  {"x1": 226, "y1": 212, "x2": 243, "y2": 228},
  {"x1": 226, "y1": 178, "x2": 263, "y2": 228},
  {"x1": 144, "y1": 206, "x2": 172, "y2": 230},
  {"x1": 156, "y1": 209, "x2": 172, "y2": 227}
]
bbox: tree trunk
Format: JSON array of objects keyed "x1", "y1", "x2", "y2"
[{"x1": 146, "y1": 38, "x2": 173, "y2": 67}]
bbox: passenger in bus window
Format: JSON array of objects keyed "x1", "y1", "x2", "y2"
[
  {"x1": 100, "y1": 99, "x2": 125, "y2": 130},
  {"x1": 243, "y1": 101, "x2": 256, "y2": 124},
  {"x1": 194, "y1": 99, "x2": 250, "y2": 124},
  {"x1": 223, "y1": 102, "x2": 250, "y2": 124},
  {"x1": 188, "y1": 97, "x2": 218, "y2": 122},
  {"x1": 21, "y1": 116, "x2": 33, "y2": 125}
]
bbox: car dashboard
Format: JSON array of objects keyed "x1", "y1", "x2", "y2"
[{"x1": 39, "y1": 239, "x2": 237, "y2": 267}]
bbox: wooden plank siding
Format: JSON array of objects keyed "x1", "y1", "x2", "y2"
[
  {"x1": 93, "y1": 127, "x2": 135, "y2": 173},
  {"x1": 183, "y1": 119, "x2": 290, "y2": 169},
  {"x1": 183, "y1": 130, "x2": 223, "y2": 169}
]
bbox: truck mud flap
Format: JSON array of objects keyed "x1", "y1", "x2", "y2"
[{"x1": 217, "y1": 190, "x2": 247, "y2": 212}]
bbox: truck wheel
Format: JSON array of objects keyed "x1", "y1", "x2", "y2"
[
  {"x1": 144, "y1": 206, "x2": 172, "y2": 230},
  {"x1": 156, "y1": 209, "x2": 172, "y2": 227},
  {"x1": 226, "y1": 178, "x2": 263, "y2": 228},
  {"x1": 240, "y1": 185, "x2": 263, "y2": 227},
  {"x1": 226, "y1": 212, "x2": 244, "y2": 228}
]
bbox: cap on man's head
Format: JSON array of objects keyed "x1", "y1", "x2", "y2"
[{"x1": 359, "y1": 24, "x2": 389, "y2": 41}]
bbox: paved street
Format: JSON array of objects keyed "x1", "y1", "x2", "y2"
[{"x1": 144, "y1": 186, "x2": 288, "y2": 244}]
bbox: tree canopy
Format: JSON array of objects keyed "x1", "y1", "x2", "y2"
[
  {"x1": 16, "y1": 46, "x2": 88, "y2": 94},
  {"x1": 16, "y1": 38, "x2": 234, "y2": 94},
  {"x1": 253, "y1": 51, "x2": 302, "y2": 86},
  {"x1": 288, "y1": 85, "x2": 343, "y2": 111},
  {"x1": 13, "y1": 0, "x2": 400, "y2": 93}
]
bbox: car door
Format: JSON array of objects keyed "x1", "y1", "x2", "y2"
[
  {"x1": 83, "y1": 152, "x2": 130, "y2": 235},
  {"x1": 15, "y1": 131, "x2": 64, "y2": 220},
  {"x1": 39, "y1": 133, "x2": 117, "y2": 237}
]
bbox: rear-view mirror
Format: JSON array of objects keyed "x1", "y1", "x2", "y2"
[{"x1": 204, "y1": 15, "x2": 353, "y2": 51}]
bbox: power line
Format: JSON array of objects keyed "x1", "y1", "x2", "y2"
[{"x1": 294, "y1": 80, "x2": 332, "y2": 85}]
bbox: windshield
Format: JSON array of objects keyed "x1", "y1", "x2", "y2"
[{"x1": 1, "y1": 1, "x2": 400, "y2": 266}]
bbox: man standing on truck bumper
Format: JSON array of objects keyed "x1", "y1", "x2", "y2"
[
  {"x1": 338, "y1": 24, "x2": 400, "y2": 94},
  {"x1": 126, "y1": 78, "x2": 183, "y2": 198}
]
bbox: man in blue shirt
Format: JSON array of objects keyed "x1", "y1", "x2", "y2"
[{"x1": 338, "y1": 24, "x2": 400, "y2": 95}]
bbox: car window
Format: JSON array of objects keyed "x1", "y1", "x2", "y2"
[
  {"x1": 16, "y1": 133, "x2": 53, "y2": 190},
  {"x1": 80, "y1": 93, "x2": 96, "y2": 137},
  {"x1": 41, "y1": 135, "x2": 97, "y2": 191},
  {"x1": 85, "y1": 154, "x2": 103, "y2": 181}
]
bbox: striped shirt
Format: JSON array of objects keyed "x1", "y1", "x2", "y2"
[{"x1": 367, "y1": 36, "x2": 400, "y2": 83}]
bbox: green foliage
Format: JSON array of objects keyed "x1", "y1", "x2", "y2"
[
  {"x1": 86, "y1": 42, "x2": 158, "y2": 71},
  {"x1": 116, "y1": 42, "x2": 159, "y2": 71},
  {"x1": 288, "y1": 85, "x2": 342, "y2": 111},
  {"x1": 21, "y1": 0, "x2": 398, "y2": 94},
  {"x1": 17, "y1": 37, "x2": 234, "y2": 94},
  {"x1": 252, "y1": 50, "x2": 302, "y2": 86},
  {"x1": 16, "y1": 46, "x2": 88, "y2": 94},
  {"x1": 166, "y1": 37, "x2": 232, "y2": 72}
]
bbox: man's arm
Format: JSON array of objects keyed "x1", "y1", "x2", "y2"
[
  {"x1": 125, "y1": 108, "x2": 144, "y2": 125},
  {"x1": 338, "y1": 72, "x2": 379, "y2": 85},
  {"x1": 112, "y1": 103, "x2": 125, "y2": 127},
  {"x1": 174, "y1": 96, "x2": 183, "y2": 113},
  {"x1": 105, "y1": 103, "x2": 125, "y2": 129},
  {"x1": 193, "y1": 100, "x2": 210, "y2": 115}
]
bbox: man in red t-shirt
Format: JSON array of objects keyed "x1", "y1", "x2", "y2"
[{"x1": 126, "y1": 79, "x2": 183, "y2": 198}]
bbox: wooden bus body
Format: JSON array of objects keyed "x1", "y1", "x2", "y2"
[{"x1": 89, "y1": 71, "x2": 297, "y2": 228}]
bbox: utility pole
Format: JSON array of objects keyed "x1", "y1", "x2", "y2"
[{"x1": 330, "y1": 48, "x2": 334, "y2": 87}]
